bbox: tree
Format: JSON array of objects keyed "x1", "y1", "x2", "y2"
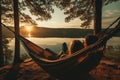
[
  {"x1": 19, "y1": 0, "x2": 54, "y2": 21},
  {"x1": 13, "y1": 0, "x2": 21, "y2": 64},
  {"x1": 13, "y1": 0, "x2": 55, "y2": 63},
  {"x1": 1, "y1": 0, "x2": 54, "y2": 64},
  {"x1": 94, "y1": 0, "x2": 102, "y2": 34},
  {"x1": 2, "y1": 37, "x2": 13, "y2": 64},
  {"x1": 53, "y1": 0, "x2": 119, "y2": 34},
  {"x1": 0, "y1": 0, "x2": 4, "y2": 67}
]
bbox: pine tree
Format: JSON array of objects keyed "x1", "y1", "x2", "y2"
[
  {"x1": 13, "y1": 0, "x2": 20, "y2": 64},
  {"x1": 0, "y1": 0, "x2": 4, "y2": 67}
]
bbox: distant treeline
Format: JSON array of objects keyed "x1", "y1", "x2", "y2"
[{"x1": 3, "y1": 27, "x2": 120, "y2": 38}]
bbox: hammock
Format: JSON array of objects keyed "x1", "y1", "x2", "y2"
[{"x1": 2, "y1": 17, "x2": 120, "y2": 79}]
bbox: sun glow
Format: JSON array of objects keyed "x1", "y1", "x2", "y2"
[
  {"x1": 25, "y1": 26, "x2": 33, "y2": 32},
  {"x1": 24, "y1": 26, "x2": 33, "y2": 37}
]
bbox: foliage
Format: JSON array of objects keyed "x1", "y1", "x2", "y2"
[
  {"x1": 1, "y1": 0, "x2": 13, "y2": 25},
  {"x1": 1, "y1": 0, "x2": 119, "y2": 27},
  {"x1": 53, "y1": 0, "x2": 119, "y2": 28},
  {"x1": 1, "y1": 0, "x2": 35, "y2": 25},
  {"x1": 1, "y1": 0, "x2": 55, "y2": 26},
  {"x1": 1, "y1": 0, "x2": 55, "y2": 64},
  {"x1": 20, "y1": 0, "x2": 54, "y2": 21},
  {"x1": 2, "y1": 36, "x2": 13, "y2": 64}
]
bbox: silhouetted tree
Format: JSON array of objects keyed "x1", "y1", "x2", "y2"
[
  {"x1": 2, "y1": 37, "x2": 13, "y2": 64},
  {"x1": 53, "y1": 0, "x2": 119, "y2": 33},
  {"x1": 94, "y1": 0, "x2": 102, "y2": 34},
  {"x1": 13, "y1": 0, "x2": 55, "y2": 64},
  {"x1": 19, "y1": 0, "x2": 54, "y2": 21},
  {"x1": 13, "y1": 0, "x2": 21, "y2": 64},
  {"x1": 1, "y1": 0, "x2": 35, "y2": 26},
  {"x1": 1, "y1": 0, "x2": 54, "y2": 64},
  {"x1": 0, "y1": 0, "x2": 4, "y2": 67}
]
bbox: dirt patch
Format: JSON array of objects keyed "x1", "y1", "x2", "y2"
[{"x1": 0, "y1": 58, "x2": 120, "y2": 80}]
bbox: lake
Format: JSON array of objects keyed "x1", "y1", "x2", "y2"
[
  {"x1": 8, "y1": 37, "x2": 120, "y2": 63},
  {"x1": 8, "y1": 37, "x2": 120, "y2": 53},
  {"x1": 8, "y1": 37, "x2": 84, "y2": 53}
]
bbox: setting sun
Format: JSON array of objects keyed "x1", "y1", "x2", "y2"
[{"x1": 25, "y1": 26, "x2": 33, "y2": 32}]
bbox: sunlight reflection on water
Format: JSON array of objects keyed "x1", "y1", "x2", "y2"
[{"x1": 28, "y1": 33, "x2": 32, "y2": 37}]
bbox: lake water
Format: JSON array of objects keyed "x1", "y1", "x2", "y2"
[
  {"x1": 8, "y1": 37, "x2": 120, "y2": 53},
  {"x1": 8, "y1": 37, "x2": 120, "y2": 63},
  {"x1": 8, "y1": 37, "x2": 84, "y2": 54}
]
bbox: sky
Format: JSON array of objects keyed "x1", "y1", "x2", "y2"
[
  {"x1": 23, "y1": 1, "x2": 120, "y2": 29},
  {"x1": 35, "y1": 6, "x2": 83, "y2": 28}
]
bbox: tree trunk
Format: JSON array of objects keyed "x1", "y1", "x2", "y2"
[
  {"x1": 0, "y1": 0, "x2": 4, "y2": 67},
  {"x1": 13, "y1": 0, "x2": 20, "y2": 64},
  {"x1": 94, "y1": 0, "x2": 102, "y2": 34}
]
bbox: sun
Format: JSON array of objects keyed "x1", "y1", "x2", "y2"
[
  {"x1": 24, "y1": 26, "x2": 33, "y2": 37},
  {"x1": 25, "y1": 26, "x2": 33, "y2": 32}
]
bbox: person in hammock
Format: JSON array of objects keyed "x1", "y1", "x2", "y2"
[
  {"x1": 68, "y1": 40, "x2": 84, "y2": 55},
  {"x1": 59, "y1": 40, "x2": 84, "y2": 58},
  {"x1": 83, "y1": 34, "x2": 104, "y2": 70},
  {"x1": 84, "y1": 34, "x2": 98, "y2": 47},
  {"x1": 59, "y1": 42, "x2": 68, "y2": 58}
]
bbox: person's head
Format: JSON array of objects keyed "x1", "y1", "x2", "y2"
[
  {"x1": 69, "y1": 40, "x2": 84, "y2": 55},
  {"x1": 84, "y1": 34, "x2": 98, "y2": 47}
]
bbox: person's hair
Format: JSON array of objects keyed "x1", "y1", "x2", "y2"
[
  {"x1": 85, "y1": 34, "x2": 98, "y2": 46},
  {"x1": 69, "y1": 40, "x2": 84, "y2": 54}
]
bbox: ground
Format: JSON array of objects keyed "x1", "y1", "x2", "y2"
[{"x1": 0, "y1": 58, "x2": 120, "y2": 80}]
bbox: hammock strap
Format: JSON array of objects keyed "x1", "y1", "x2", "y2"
[
  {"x1": 96, "y1": 17, "x2": 120, "y2": 39},
  {"x1": 2, "y1": 23, "x2": 15, "y2": 34},
  {"x1": 100, "y1": 17, "x2": 120, "y2": 35},
  {"x1": 1, "y1": 23, "x2": 21, "y2": 41}
]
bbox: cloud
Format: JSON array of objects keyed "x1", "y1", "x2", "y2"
[
  {"x1": 102, "y1": 9, "x2": 120, "y2": 28},
  {"x1": 103, "y1": 10, "x2": 120, "y2": 18}
]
